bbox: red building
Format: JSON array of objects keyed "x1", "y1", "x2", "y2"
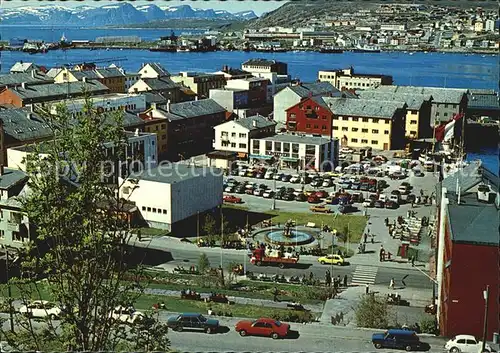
[
  {"x1": 436, "y1": 167, "x2": 499, "y2": 340},
  {"x1": 285, "y1": 96, "x2": 333, "y2": 137}
]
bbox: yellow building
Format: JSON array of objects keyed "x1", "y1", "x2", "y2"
[
  {"x1": 53, "y1": 67, "x2": 126, "y2": 93},
  {"x1": 138, "y1": 108, "x2": 168, "y2": 160},
  {"x1": 324, "y1": 97, "x2": 407, "y2": 150},
  {"x1": 357, "y1": 91, "x2": 433, "y2": 139},
  {"x1": 170, "y1": 72, "x2": 226, "y2": 99}
]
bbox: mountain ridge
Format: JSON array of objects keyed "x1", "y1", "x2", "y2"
[{"x1": 0, "y1": 3, "x2": 258, "y2": 27}]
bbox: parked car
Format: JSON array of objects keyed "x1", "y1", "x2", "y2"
[
  {"x1": 374, "y1": 200, "x2": 385, "y2": 208},
  {"x1": 360, "y1": 183, "x2": 370, "y2": 191},
  {"x1": 338, "y1": 181, "x2": 351, "y2": 190},
  {"x1": 322, "y1": 179, "x2": 333, "y2": 187},
  {"x1": 274, "y1": 173, "x2": 284, "y2": 180},
  {"x1": 253, "y1": 189, "x2": 265, "y2": 197},
  {"x1": 19, "y1": 300, "x2": 62, "y2": 319},
  {"x1": 295, "y1": 193, "x2": 307, "y2": 202},
  {"x1": 318, "y1": 254, "x2": 345, "y2": 265},
  {"x1": 385, "y1": 200, "x2": 399, "y2": 209},
  {"x1": 280, "y1": 174, "x2": 292, "y2": 182},
  {"x1": 264, "y1": 172, "x2": 274, "y2": 180},
  {"x1": 406, "y1": 194, "x2": 416, "y2": 203},
  {"x1": 362, "y1": 199, "x2": 375, "y2": 208},
  {"x1": 311, "y1": 179, "x2": 323, "y2": 187},
  {"x1": 255, "y1": 171, "x2": 265, "y2": 179},
  {"x1": 223, "y1": 195, "x2": 242, "y2": 204},
  {"x1": 167, "y1": 313, "x2": 219, "y2": 334},
  {"x1": 245, "y1": 189, "x2": 254, "y2": 195},
  {"x1": 263, "y1": 191, "x2": 275, "y2": 199},
  {"x1": 372, "y1": 329, "x2": 421, "y2": 351},
  {"x1": 109, "y1": 306, "x2": 145, "y2": 324},
  {"x1": 339, "y1": 204, "x2": 357, "y2": 214},
  {"x1": 235, "y1": 186, "x2": 246, "y2": 194},
  {"x1": 307, "y1": 195, "x2": 321, "y2": 204},
  {"x1": 351, "y1": 181, "x2": 361, "y2": 190},
  {"x1": 235, "y1": 318, "x2": 290, "y2": 339},
  {"x1": 389, "y1": 195, "x2": 400, "y2": 204},
  {"x1": 238, "y1": 169, "x2": 247, "y2": 177},
  {"x1": 282, "y1": 193, "x2": 295, "y2": 201},
  {"x1": 224, "y1": 186, "x2": 235, "y2": 193},
  {"x1": 310, "y1": 204, "x2": 332, "y2": 213},
  {"x1": 350, "y1": 192, "x2": 364, "y2": 203},
  {"x1": 315, "y1": 190, "x2": 329, "y2": 199},
  {"x1": 290, "y1": 175, "x2": 301, "y2": 183},
  {"x1": 444, "y1": 334, "x2": 493, "y2": 353}
]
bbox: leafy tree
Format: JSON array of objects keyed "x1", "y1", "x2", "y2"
[
  {"x1": 355, "y1": 294, "x2": 391, "y2": 329},
  {"x1": 197, "y1": 253, "x2": 211, "y2": 274},
  {"x1": 202, "y1": 214, "x2": 217, "y2": 237},
  {"x1": 2, "y1": 99, "x2": 169, "y2": 351}
]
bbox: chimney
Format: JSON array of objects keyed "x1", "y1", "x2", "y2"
[
  {"x1": 82, "y1": 76, "x2": 87, "y2": 83},
  {"x1": 21, "y1": 82, "x2": 26, "y2": 89},
  {"x1": 31, "y1": 70, "x2": 36, "y2": 79},
  {"x1": 252, "y1": 120, "x2": 257, "y2": 127},
  {"x1": 0, "y1": 165, "x2": 3, "y2": 176},
  {"x1": 166, "y1": 99, "x2": 171, "y2": 113},
  {"x1": 195, "y1": 96, "x2": 198, "y2": 101},
  {"x1": 134, "y1": 128, "x2": 139, "y2": 137},
  {"x1": 27, "y1": 113, "x2": 32, "y2": 120}
]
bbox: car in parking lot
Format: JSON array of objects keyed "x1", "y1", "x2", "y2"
[
  {"x1": 322, "y1": 179, "x2": 333, "y2": 187},
  {"x1": 307, "y1": 195, "x2": 321, "y2": 204},
  {"x1": 282, "y1": 193, "x2": 295, "y2": 201},
  {"x1": 253, "y1": 189, "x2": 265, "y2": 197},
  {"x1": 109, "y1": 306, "x2": 145, "y2": 324},
  {"x1": 374, "y1": 200, "x2": 385, "y2": 208},
  {"x1": 255, "y1": 171, "x2": 265, "y2": 179},
  {"x1": 338, "y1": 181, "x2": 351, "y2": 190},
  {"x1": 264, "y1": 171, "x2": 275, "y2": 179},
  {"x1": 235, "y1": 318, "x2": 290, "y2": 339},
  {"x1": 444, "y1": 334, "x2": 493, "y2": 353},
  {"x1": 362, "y1": 199, "x2": 375, "y2": 208},
  {"x1": 295, "y1": 193, "x2": 307, "y2": 202},
  {"x1": 19, "y1": 300, "x2": 62, "y2": 319},
  {"x1": 290, "y1": 175, "x2": 300, "y2": 183},
  {"x1": 318, "y1": 254, "x2": 345, "y2": 265},
  {"x1": 360, "y1": 183, "x2": 370, "y2": 191},
  {"x1": 245, "y1": 189, "x2": 254, "y2": 195},
  {"x1": 311, "y1": 178, "x2": 323, "y2": 187},
  {"x1": 372, "y1": 329, "x2": 421, "y2": 351},
  {"x1": 167, "y1": 313, "x2": 219, "y2": 334},
  {"x1": 280, "y1": 174, "x2": 292, "y2": 182},
  {"x1": 223, "y1": 195, "x2": 242, "y2": 204},
  {"x1": 315, "y1": 190, "x2": 329, "y2": 199},
  {"x1": 238, "y1": 169, "x2": 247, "y2": 177},
  {"x1": 339, "y1": 204, "x2": 357, "y2": 214},
  {"x1": 310, "y1": 204, "x2": 332, "y2": 213},
  {"x1": 350, "y1": 192, "x2": 364, "y2": 203},
  {"x1": 224, "y1": 186, "x2": 235, "y2": 193},
  {"x1": 274, "y1": 173, "x2": 284, "y2": 180},
  {"x1": 385, "y1": 200, "x2": 399, "y2": 209},
  {"x1": 235, "y1": 186, "x2": 246, "y2": 194},
  {"x1": 389, "y1": 194, "x2": 400, "y2": 204},
  {"x1": 351, "y1": 181, "x2": 361, "y2": 190},
  {"x1": 263, "y1": 191, "x2": 275, "y2": 199}
]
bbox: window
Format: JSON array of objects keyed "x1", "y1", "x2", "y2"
[
  {"x1": 0, "y1": 230, "x2": 4, "y2": 239},
  {"x1": 322, "y1": 115, "x2": 327, "y2": 120},
  {"x1": 384, "y1": 130, "x2": 389, "y2": 134},
  {"x1": 239, "y1": 143, "x2": 247, "y2": 149},
  {"x1": 162, "y1": 135, "x2": 166, "y2": 140},
  {"x1": 231, "y1": 132, "x2": 236, "y2": 137},
  {"x1": 231, "y1": 143, "x2": 236, "y2": 148},
  {"x1": 322, "y1": 125, "x2": 327, "y2": 130},
  {"x1": 342, "y1": 117, "x2": 348, "y2": 121},
  {"x1": 313, "y1": 125, "x2": 319, "y2": 129},
  {"x1": 444, "y1": 104, "x2": 448, "y2": 108},
  {"x1": 265, "y1": 141, "x2": 272, "y2": 151},
  {"x1": 436, "y1": 112, "x2": 440, "y2": 116},
  {"x1": 456, "y1": 340, "x2": 466, "y2": 344},
  {"x1": 372, "y1": 129, "x2": 379, "y2": 134},
  {"x1": 332, "y1": 126, "x2": 339, "y2": 130},
  {"x1": 362, "y1": 118, "x2": 369, "y2": 122},
  {"x1": 122, "y1": 187, "x2": 130, "y2": 195},
  {"x1": 385, "y1": 120, "x2": 390, "y2": 124},
  {"x1": 362, "y1": 128, "x2": 368, "y2": 133},
  {"x1": 147, "y1": 207, "x2": 151, "y2": 212},
  {"x1": 444, "y1": 112, "x2": 448, "y2": 117},
  {"x1": 306, "y1": 124, "x2": 311, "y2": 128},
  {"x1": 410, "y1": 130, "x2": 417, "y2": 135},
  {"x1": 371, "y1": 140, "x2": 378, "y2": 145},
  {"x1": 352, "y1": 117, "x2": 359, "y2": 122},
  {"x1": 152, "y1": 208, "x2": 157, "y2": 213},
  {"x1": 410, "y1": 120, "x2": 417, "y2": 124},
  {"x1": 333, "y1": 116, "x2": 339, "y2": 120},
  {"x1": 163, "y1": 209, "x2": 167, "y2": 214},
  {"x1": 372, "y1": 118, "x2": 380, "y2": 123},
  {"x1": 142, "y1": 206, "x2": 146, "y2": 211},
  {"x1": 361, "y1": 139, "x2": 368, "y2": 143},
  {"x1": 239, "y1": 133, "x2": 246, "y2": 138},
  {"x1": 13, "y1": 231, "x2": 22, "y2": 242},
  {"x1": 342, "y1": 127, "x2": 348, "y2": 131},
  {"x1": 411, "y1": 110, "x2": 418, "y2": 115},
  {"x1": 352, "y1": 127, "x2": 358, "y2": 132},
  {"x1": 351, "y1": 138, "x2": 358, "y2": 142}
]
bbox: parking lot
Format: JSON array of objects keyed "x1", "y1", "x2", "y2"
[{"x1": 223, "y1": 162, "x2": 436, "y2": 215}]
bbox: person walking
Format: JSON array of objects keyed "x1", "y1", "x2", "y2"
[
  {"x1": 365, "y1": 284, "x2": 370, "y2": 294},
  {"x1": 379, "y1": 246, "x2": 385, "y2": 262},
  {"x1": 363, "y1": 233, "x2": 368, "y2": 243},
  {"x1": 273, "y1": 287, "x2": 279, "y2": 302},
  {"x1": 389, "y1": 277, "x2": 395, "y2": 290},
  {"x1": 343, "y1": 274, "x2": 348, "y2": 288},
  {"x1": 411, "y1": 256, "x2": 415, "y2": 267}
]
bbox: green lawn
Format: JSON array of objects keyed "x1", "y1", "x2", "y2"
[{"x1": 130, "y1": 227, "x2": 170, "y2": 237}]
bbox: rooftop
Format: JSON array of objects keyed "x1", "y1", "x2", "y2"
[
  {"x1": 10, "y1": 62, "x2": 36, "y2": 73},
  {"x1": 9, "y1": 80, "x2": 109, "y2": 101},
  {"x1": 233, "y1": 115, "x2": 276, "y2": 131},
  {"x1": 141, "y1": 77, "x2": 179, "y2": 91},
  {"x1": 467, "y1": 92, "x2": 500, "y2": 110},
  {"x1": 357, "y1": 90, "x2": 432, "y2": 110},
  {"x1": 158, "y1": 99, "x2": 225, "y2": 121},
  {"x1": 322, "y1": 97, "x2": 407, "y2": 118},
  {"x1": 256, "y1": 133, "x2": 335, "y2": 145},
  {"x1": 95, "y1": 67, "x2": 126, "y2": 78},
  {"x1": 242, "y1": 58, "x2": 286, "y2": 67},
  {"x1": 141, "y1": 63, "x2": 170, "y2": 77},
  {"x1": 374, "y1": 85, "x2": 467, "y2": 104},
  {"x1": 0, "y1": 168, "x2": 28, "y2": 190},
  {"x1": 126, "y1": 164, "x2": 221, "y2": 184},
  {"x1": 287, "y1": 82, "x2": 340, "y2": 98},
  {"x1": 0, "y1": 107, "x2": 53, "y2": 142},
  {"x1": 0, "y1": 71, "x2": 54, "y2": 87}
]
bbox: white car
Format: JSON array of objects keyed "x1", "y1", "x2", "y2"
[
  {"x1": 290, "y1": 175, "x2": 300, "y2": 183},
  {"x1": 445, "y1": 335, "x2": 493, "y2": 353},
  {"x1": 109, "y1": 306, "x2": 145, "y2": 324},
  {"x1": 264, "y1": 172, "x2": 274, "y2": 180},
  {"x1": 238, "y1": 169, "x2": 247, "y2": 177},
  {"x1": 322, "y1": 179, "x2": 333, "y2": 187},
  {"x1": 19, "y1": 300, "x2": 62, "y2": 319}
]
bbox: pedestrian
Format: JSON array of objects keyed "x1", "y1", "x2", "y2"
[
  {"x1": 389, "y1": 277, "x2": 395, "y2": 290},
  {"x1": 420, "y1": 189, "x2": 424, "y2": 197},
  {"x1": 137, "y1": 229, "x2": 142, "y2": 242},
  {"x1": 379, "y1": 246, "x2": 384, "y2": 262},
  {"x1": 343, "y1": 274, "x2": 348, "y2": 288},
  {"x1": 371, "y1": 236, "x2": 374, "y2": 244},
  {"x1": 363, "y1": 233, "x2": 367, "y2": 243},
  {"x1": 402, "y1": 274, "x2": 409, "y2": 287},
  {"x1": 365, "y1": 284, "x2": 370, "y2": 294},
  {"x1": 411, "y1": 256, "x2": 415, "y2": 267},
  {"x1": 273, "y1": 287, "x2": 279, "y2": 302},
  {"x1": 336, "y1": 275, "x2": 341, "y2": 287}
]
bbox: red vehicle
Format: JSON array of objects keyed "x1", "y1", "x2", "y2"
[
  {"x1": 307, "y1": 195, "x2": 321, "y2": 203},
  {"x1": 223, "y1": 195, "x2": 242, "y2": 204},
  {"x1": 250, "y1": 248, "x2": 298, "y2": 268},
  {"x1": 315, "y1": 190, "x2": 329, "y2": 199},
  {"x1": 235, "y1": 318, "x2": 290, "y2": 339},
  {"x1": 359, "y1": 176, "x2": 370, "y2": 183}
]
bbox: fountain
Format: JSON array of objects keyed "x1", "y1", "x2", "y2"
[{"x1": 252, "y1": 219, "x2": 317, "y2": 246}]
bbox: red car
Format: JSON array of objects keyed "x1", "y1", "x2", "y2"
[
  {"x1": 307, "y1": 195, "x2": 321, "y2": 204},
  {"x1": 235, "y1": 318, "x2": 290, "y2": 339},
  {"x1": 223, "y1": 195, "x2": 242, "y2": 204},
  {"x1": 315, "y1": 190, "x2": 329, "y2": 199}
]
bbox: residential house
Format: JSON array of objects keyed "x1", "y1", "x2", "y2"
[
  {"x1": 10, "y1": 62, "x2": 40, "y2": 74},
  {"x1": 485, "y1": 19, "x2": 495, "y2": 32},
  {"x1": 474, "y1": 20, "x2": 484, "y2": 32},
  {"x1": 146, "y1": 99, "x2": 227, "y2": 160},
  {"x1": 138, "y1": 62, "x2": 171, "y2": 79},
  {"x1": 436, "y1": 163, "x2": 499, "y2": 341},
  {"x1": 213, "y1": 115, "x2": 276, "y2": 159},
  {"x1": 136, "y1": 109, "x2": 169, "y2": 160},
  {"x1": 224, "y1": 77, "x2": 268, "y2": 107},
  {"x1": 213, "y1": 66, "x2": 253, "y2": 81},
  {"x1": 209, "y1": 88, "x2": 250, "y2": 114},
  {"x1": 374, "y1": 86, "x2": 468, "y2": 125},
  {"x1": 318, "y1": 67, "x2": 393, "y2": 91},
  {"x1": 170, "y1": 72, "x2": 226, "y2": 99},
  {"x1": 0, "y1": 71, "x2": 54, "y2": 89},
  {"x1": 241, "y1": 58, "x2": 288, "y2": 75},
  {"x1": 357, "y1": 91, "x2": 433, "y2": 139},
  {"x1": 128, "y1": 77, "x2": 181, "y2": 103},
  {"x1": 118, "y1": 164, "x2": 223, "y2": 232},
  {"x1": 51, "y1": 93, "x2": 147, "y2": 115},
  {"x1": 52, "y1": 67, "x2": 126, "y2": 93},
  {"x1": 273, "y1": 81, "x2": 342, "y2": 125},
  {"x1": 0, "y1": 80, "x2": 110, "y2": 108},
  {"x1": 249, "y1": 134, "x2": 339, "y2": 172}
]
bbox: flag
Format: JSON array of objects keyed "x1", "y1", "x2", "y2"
[
  {"x1": 434, "y1": 113, "x2": 464, "y2": 142},
  {"x1": 443, "y1": 119, "x2": 456, "y2": 142}
]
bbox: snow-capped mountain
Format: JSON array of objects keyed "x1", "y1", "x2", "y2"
[{"x1": 0, "y1": 3, "x2": 258, "y2": 26}]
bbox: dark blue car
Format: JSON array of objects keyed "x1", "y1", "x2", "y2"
[{"x1": 372, "y1": 329, "x2": 421, "y2": 351}]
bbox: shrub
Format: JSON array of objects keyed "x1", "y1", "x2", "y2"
[
  {"x1": 420, "y1": 316, "x2": 438, "y2": 334},
  {"x1": 355, "y1": 294, "x2": 391, "y2": 329}
]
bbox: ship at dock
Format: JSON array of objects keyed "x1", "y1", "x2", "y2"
[
  {"x1": 353, "y1": 44, "x2": 381, "y2": 53},
  {"x1": 319, "y1": 46, "x2": 344, "y2": 53}
]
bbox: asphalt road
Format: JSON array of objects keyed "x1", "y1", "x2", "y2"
[{"x1": 167, "y1": 247, "x2": 434, "y2": 289}]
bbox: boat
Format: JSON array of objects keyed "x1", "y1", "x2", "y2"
[
  {"x1": 176, "y1": 47, "x2": 190, "y2": 52},
  {"x1": 149, "y1": 46, "x2": 177, "y2": 52},
  {"x1": 353, "y1": 44, "x2": 381, "y2": 53},
  {"x1": 319, "y1": 46, "x2": 344, "y2": 53}
]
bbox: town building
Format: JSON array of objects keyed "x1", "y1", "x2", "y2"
[
  {"x1": 52, "y1": 67, "x2": 127, "y2": 93},
  {"x1": 0, "y1": 71, "x2": 54, "y2": 89},
  {"x1": 170, "y1": 72, "x2": 226, "y2": 99},
  {"x1": 273, "y1": 82, "x2": 342, "y2": 126},
  {"x1": 474, "y1": 20, "x2": 484, "y2": 32},
  {"x1": 374, "y1": 86, "x2": 468, "y2": 125},
  {"x1": 241, "y1": 59, "x2": 288, "y2": 75},
  {"x1": 213, "y1": 66, "x2": 254, "y2": 81},
  {"x1": 50, "y1": 93, "x2": 147, "y2": 115},
  {"x1": 145, "y1": 99, "x2": 227, "y2": 160},
  {"x1": 0, "y1": 80, "x2": 110, "y2": 108},
  {"x1": 357, "y1": 91, "x2": 433, "y2": 139},
  {"x1": 138, "y1": 62, "x2": 171, "y2": 79},
  {"x1": 8, "y1": 130, "x2": 157, "y2": 184},
  {"x1": 10, "y1": 62, "x2": 39, "y2": 74},
  {"x1": 224, "y1": 77, "x2": 269, "y2": 107},
  {"x1": 436, "y1": 163, "x2": 499, "y2": 340},
  {"x1": 128, "y1": 77, "x2": 182, "y2": 103},
  {"x1": 485, "y1": 19, "x2": 495, "y2": 32},
  {"x1": 380, "y1": 24, "x2": 407, "y2": 31},
  {"x1": 136, "y1": 109, "x2": 169, "y2": 160},
  {"x1": 0, "y1": 167, "x2": 32, "y2": 248},
  {"x1": 249, "y1": 133, "x2": 339, "y2": 171},
  {"x1": 286, "y1": 96, "x2": 407, "y2": 150},
  {"x1": 318, "y1": 67, "x2": 393, "y2": 91},
  {"x1": 118, "y1": 164, "x2": 223, "y2": 232},
  {"x1": 213, "y1": 115, "x2": 276, "y2": 159},
  {"x1": 209, "y1": 88, "x2": 250, "y2": 113},
  {"x1": 466, "y1": 89, "x2": 500, "y2": 120}
]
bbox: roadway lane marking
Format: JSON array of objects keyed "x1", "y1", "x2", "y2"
[{"x1": 350, "y1": 265, "x2": 379, "y2": 285}]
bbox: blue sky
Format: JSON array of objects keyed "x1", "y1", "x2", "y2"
[{"x1": 0, "y1": 0, "x2": 284, "y2": 15}]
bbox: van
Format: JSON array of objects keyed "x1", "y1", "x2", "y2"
[
  {"x1": 398, "y1": 185, "x2": 410, "y2": 194},
  {"x1": 379, "y1": 194, "x2": 387, "y2": 202},
  {"x1": 372, "y1": 329, "x2": 421, "y2": 351}
]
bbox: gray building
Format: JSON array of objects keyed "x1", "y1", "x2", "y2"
[{"x1": 209, "y1": 88, "x2": 249, "y2": 112}]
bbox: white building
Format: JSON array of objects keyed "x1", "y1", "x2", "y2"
[
  {"x1": 249, "y1": 134, "x2": 339, "y2": 171},
  {"x1": 213, "y1": 115, "x2": 276, "y2": 158},
  {"x1": 273, "y1": 82, "x2": 341, "y2": 125},
  {"x1": 380, "y1": 24, "x2": 407, "y2": 31},
  {"x1": 49, "y1": 93, "x2": 147, "y2": 114},
  {"x1": 485, "y1": 19, "x2": 495, "y2": 32},
  {"x1": 118, "y1": 164, "x2": 223, "y2": 231},
  {"x1": 138, "y1": 62, "x2": 171, "y2": 79}
]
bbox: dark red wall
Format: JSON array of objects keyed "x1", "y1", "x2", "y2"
[{"x1": 286, "y1": 97, "x2": 332, "y2": 137}]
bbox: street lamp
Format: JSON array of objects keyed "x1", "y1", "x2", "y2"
[
  {"x1": 2, "y1": 246, "x2": 15, "y2": 333},
  {"x1": 331, "y1": 228, "x2": 337, "y2": 279},
  {"x1": 481, "y1": 285, "x2": 490, "y2": 353}
]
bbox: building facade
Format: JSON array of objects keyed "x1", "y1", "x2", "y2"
[
  {"x1": 241, "y1": 59, "x2": 288, "y2": 75},
  {"x1": 249, "y1": 134, "x2": 339, "y2": 171},
  {"x1": 318, "y1": 67, "x2": 393, "y2": 91},
  {"x1": 51, "y1": 93, "x2": 147, "y2": 115},
  {"x1": 213, "y1": 115, "x2": 276, "y2": 158},
  {"x1": 170, "y1": 72, "x2": 226, "y2": 99},
  {"x1": 224, "y1": 77, "x2": 268, "y2": 107},
  {"x1": 118, "y1": 164, "x2": 223, "y2": 231},
  {"x1": 128, "y1": 78, "x2": 181, "y2": 103},
  {"x1": 138, "y1": 63, "x2": 171, "y2": 79}
]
